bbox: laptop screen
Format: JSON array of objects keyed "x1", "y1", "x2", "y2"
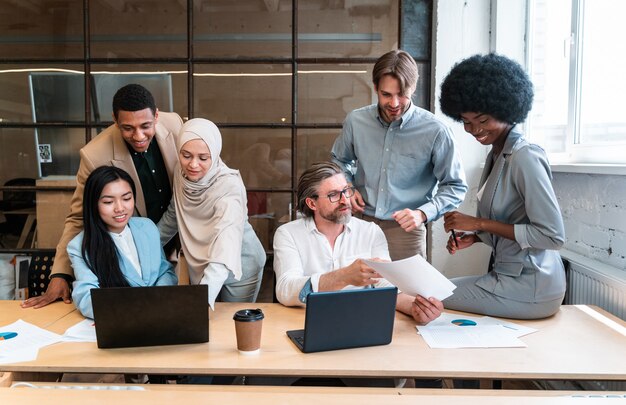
[
  {"x1": 91, "y1": 285, "x2": 209, "y2": 349},
  {"x1": 289, "y1": 287, "x2": 397, "y2": 353}
]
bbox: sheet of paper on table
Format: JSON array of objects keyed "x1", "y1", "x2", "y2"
[
  {"x1": 0, "y1": 319, "x2": 63, "y2": 364},
  {"x1": 62, "y1": 319, "x2": 97, "y2": 342},
  {"x1": 415, "y1": 312, "x2": 537, "y2": 348}
]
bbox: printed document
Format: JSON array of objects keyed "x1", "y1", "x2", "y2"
[
  {"x1": 416, "y1": 312, "x2": 537, "y2": 348},
  {"x1": 364, "y1": 254, "x2": 456, "y2": 300},
  {"x1": 0, "y1": 319, "x2": 63, "y2": 364}
]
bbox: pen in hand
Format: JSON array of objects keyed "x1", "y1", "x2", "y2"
[{"x1": 451, "y1": 229, "x2": 459, "y2": 248}]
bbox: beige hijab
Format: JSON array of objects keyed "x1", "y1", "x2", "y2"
[{"x1": 173, "y1": 118, "x2": 246, "y2": 282}]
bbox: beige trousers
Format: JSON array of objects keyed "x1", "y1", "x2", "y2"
[{"x1": 361, "y1": 214, "x2": 426, "y2": 260}]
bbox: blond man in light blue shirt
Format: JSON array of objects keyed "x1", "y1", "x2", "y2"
[{"x1": 332, "y1": 50, "x2": 467, "y2": 260}]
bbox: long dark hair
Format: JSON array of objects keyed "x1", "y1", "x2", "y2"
[{"x1": 81, "y1": 166, "x2": 137, "y2": 288}]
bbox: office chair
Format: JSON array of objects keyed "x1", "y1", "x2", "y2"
[{"x1": 27, "y1": 249, "x2": 56, "y2": 298}]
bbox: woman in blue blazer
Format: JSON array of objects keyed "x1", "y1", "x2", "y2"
[
  {"x1": 68, "y1": 166, "x2": 177, "y2": 319},
  {"x1": 412, "y1": 54, "x2": 565, "y2": 324}
]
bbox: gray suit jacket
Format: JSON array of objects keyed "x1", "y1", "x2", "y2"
[{"x1": 474, "y1": 129, "x2": 566, "y2": 302}]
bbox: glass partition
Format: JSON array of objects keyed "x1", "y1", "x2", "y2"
[
  {"x1": 90, "y1": 0, "x2": 187, "y2": 58},
  {"x1": 90, "y1": 64, "x2": 189, "y2": 121},
  {"x1": 221, "y1": 128, "x2": 292, "y2": 190},
  {"x1": 194, "y1": 64, "x2": 292, "y2": 124},
  {"x1": 193, "y1": 0, "x2": 292, "y2": 58},
  {"x1": 296, "y1": 128, "x2": 340, "y2": 178},
  {"x1": 298, "y1": 0, "x2": 399, "y2": 58},
  {"x1": 0, "y1": 1, "x2": 83, "y2": 60},
  {"x1": 298, "y1": 64, "x2": 371, "y2": 124},
  {"x1": 0, "y1": 65, "x2": 86, "y2": 123}
]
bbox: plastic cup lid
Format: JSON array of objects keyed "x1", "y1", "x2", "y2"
[{"x1": 233, "y1": 308, "x2": 264, "y2": 322}]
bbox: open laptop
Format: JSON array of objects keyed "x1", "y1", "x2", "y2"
[
  {"x1": 91, "y1": 284, "x2": 209, "y2": 349},
  {"x1": 286, "y1": 287, "x2": 397, "y2": 353}
]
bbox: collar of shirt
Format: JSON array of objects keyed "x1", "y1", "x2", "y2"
[
  {"x1": 374, "y1": 102, "x2": 417, "y2": 130},
  {"x1": 126, "y1": 136, "x2": 158, "y2": 158},
  {"x1": 109, "y1": 224, "x2": 131, "y2": 240},
  {"x1": 108, "y1": 225, "x2": 142, "y2": 277}
]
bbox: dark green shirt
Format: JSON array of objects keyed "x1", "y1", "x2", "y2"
[{"x1": 127, "y1": 138, "x2": 172, "y2": 224}]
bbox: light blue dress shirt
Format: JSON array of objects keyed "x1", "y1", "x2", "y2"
[
  {"x1": 331, "y1": 103, "x2": 467, "y2": 222},
  {"x1": 68, "y1": 217, "x2": 178, "y2": 319}
]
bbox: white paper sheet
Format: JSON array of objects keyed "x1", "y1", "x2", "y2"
[
  {"x1": 479, "y1": 316, "x2": 538, "y2": 338},
  {"x1": 0, "y1": 319, "x2": 63, "y2": 364},
  {"x1": 417, "y1": 325, "x2": 527, "y2": 348},
  {"x1": 0, "y1": 346, "x2": 39, "y2": 364},
  {"x1": 364, "y1": 254, "x2": 456, "y2": 300},
  {"x1": 62, "y1": 319, "x2": 97, "y2": 342},
  {"x1": 415, "y1": 312, "x2": 536, "y2": 348}
]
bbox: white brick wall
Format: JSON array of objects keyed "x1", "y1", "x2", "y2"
[{"x1": 553, "y1": 172, "x2": 626, "y2": 270}]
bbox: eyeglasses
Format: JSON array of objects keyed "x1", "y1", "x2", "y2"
[{"x1": 313, "y1": 186, "x2": 356, "y2": 203}]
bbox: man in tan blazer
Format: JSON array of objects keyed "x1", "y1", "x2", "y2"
[{"x1": 22, "y1": 84, "x2": 183, "y2": 309}]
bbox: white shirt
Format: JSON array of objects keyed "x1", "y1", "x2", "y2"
[
  {"x1": 273, "y1": 216, "x2": 393, "y2": 307},
  {"x1": 109, "y1": 226, "x2": 141, "y2": 278}
]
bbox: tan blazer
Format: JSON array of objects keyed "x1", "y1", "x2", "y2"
[{"x1": 51, "y1": 111, "x2": 183, "y2": 277}]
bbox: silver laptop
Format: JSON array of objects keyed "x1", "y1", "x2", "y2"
[
  {"x1": 286, "y1": 287, "x2": 397, "y2": 353},
  {"x1": 91, "y1": 285, "x2": 209, "y2": 349}
]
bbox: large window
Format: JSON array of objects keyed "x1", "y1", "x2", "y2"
[
  {"x1": 0, "y1": 0, "x2": 432, "y2": 252},
  {"x1": 528, "y1": 0, "x2": 626, "y2": 164}
]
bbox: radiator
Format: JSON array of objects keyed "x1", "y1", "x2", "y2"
[
  {"x1": 562, "y1": 250, "x2": 626, "y2": 321},
  {"x1": 557, "y1": 250, "x2": 626, "y2": 392}
]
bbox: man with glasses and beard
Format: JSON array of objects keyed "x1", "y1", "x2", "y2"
[{"x1": 273, "y1": 162, "x2": 425, "y2": 322}]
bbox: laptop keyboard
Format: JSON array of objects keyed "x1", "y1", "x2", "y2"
[{"x1": 294, "y1": 335, "x2": 305, "y2": 346}]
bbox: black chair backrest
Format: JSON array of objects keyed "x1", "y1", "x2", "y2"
[{"x1": 28, "y1": 250, "x2": 56, "y2": 298}]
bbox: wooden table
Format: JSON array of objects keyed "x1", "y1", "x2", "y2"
[
  {"x1": 0, "y1": 385, "x2": 624, "y2": 405},
  {"x1": 0, "y1": 301, "x2": 75, "y2": 328},
  {"x1": 1, "y1": 302, "x2": 625, "y2": 382}
]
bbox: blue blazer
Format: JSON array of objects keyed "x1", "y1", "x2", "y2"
[
  {"x1": 68, "y1": 217, "x2": 177, "y2": 319},
  {"x1": 474, "y1": 129, "x2": 566, "y2": 303}
]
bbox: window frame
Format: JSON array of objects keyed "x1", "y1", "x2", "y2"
[{"x1": 526, "y1": 0, "x2": 626, "y2": 170}]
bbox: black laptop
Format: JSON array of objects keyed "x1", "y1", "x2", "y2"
[
  {"x1": 91, "y1": 284, "x2": 209, "y2": 349},
  {"x1": 286, "y1": 287, "x2": 397, "y2": 353}
]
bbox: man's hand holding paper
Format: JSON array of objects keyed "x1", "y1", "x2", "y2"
[{"x1": 363, "y1": 254, "x2": 456, "y2": 300}]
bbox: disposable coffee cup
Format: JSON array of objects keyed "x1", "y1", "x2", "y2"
[{"x1": 233, "y1": 308, "x2": 264, "y2": 354}]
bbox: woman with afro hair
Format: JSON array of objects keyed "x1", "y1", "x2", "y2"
[{"x1": 412, "y1": 53, "x2": 566, "y2": 323}]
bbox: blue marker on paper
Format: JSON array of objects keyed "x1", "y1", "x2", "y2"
[
  {"x1": 0, "y1": 332, "x2": 18, "y2": 340},
  {"x1": 451, "y1": 319, "x2": 477, "y2": 327}
]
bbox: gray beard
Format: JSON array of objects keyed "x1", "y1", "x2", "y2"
[
  {"x1": 322, "y1": 209, "x2": 352, "y2": 225},
  {"x1": 336, "y1": 211, "x2": 352, "y2": 225}
]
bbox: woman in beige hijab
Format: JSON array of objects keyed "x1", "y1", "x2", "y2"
[{"x1": 158, "y1": 118, "x2": 265, "y2": 307}]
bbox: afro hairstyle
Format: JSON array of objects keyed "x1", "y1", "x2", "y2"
[{"x1": 439, "y1": 53, "x2": 534, "y2": 124}]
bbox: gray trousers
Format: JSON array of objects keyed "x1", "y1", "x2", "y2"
[
  {"x1": 443, "y1": 275, "x2": 563, "y2": 319},
  {"x1": 219, "y1": 222, "x2": 266, "y2": 303}
]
